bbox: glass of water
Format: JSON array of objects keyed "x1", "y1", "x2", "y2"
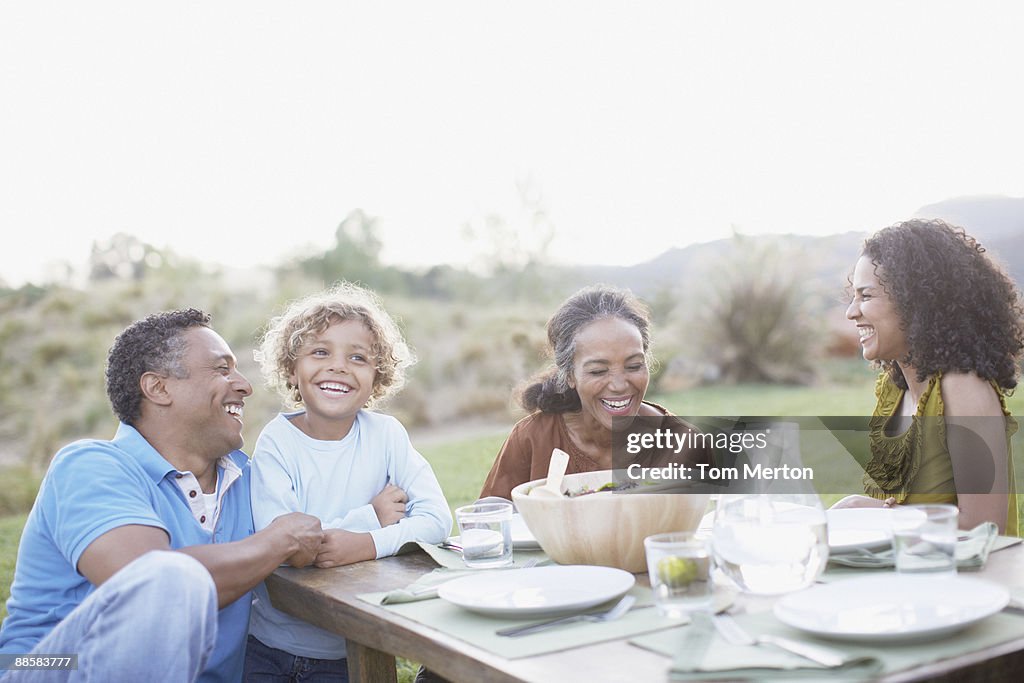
[
  {"x1": 892, "y1": 504, "x2": 958, "y2": 575},
  {"x1": 712, "y1": 494, "x2": 829, "y2": 595},
  {"x1": 644, "y1": 532, "x2": 713, "y2": 617},
  {"x1": 455, "y1": 502, "x2": 513, "y2": 568}
]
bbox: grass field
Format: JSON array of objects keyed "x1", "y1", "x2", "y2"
[{"x1": 0, "y1": 515, "x2": 26, "y2": 623}]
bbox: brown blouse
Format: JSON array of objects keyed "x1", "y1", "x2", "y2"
[{"x1": 479, "y1": 402, "x2": 713, "y2": 500}]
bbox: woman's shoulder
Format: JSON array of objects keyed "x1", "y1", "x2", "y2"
[
  {"x1": 509, "y1": 410, "x2": 561, "y2": 436},
  {"x1": 939, "y1": 372, "x2": 1005, "y2": 417},
  {"x1": 639, "y1": 401, "x2": 704, "y2": 432},
  {"x1": 640, "y1": 400, "x2": 671, "y2": 416}
]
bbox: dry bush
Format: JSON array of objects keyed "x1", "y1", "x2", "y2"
[{"x1": 680, "y1": 235, "x2": 824, "y2": 385}]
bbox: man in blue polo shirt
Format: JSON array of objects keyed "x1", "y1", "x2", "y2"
[{"x1": 0, "y1": 309, "x2": 324, "y2": 682}]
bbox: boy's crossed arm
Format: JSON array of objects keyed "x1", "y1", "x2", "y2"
[
  {"x1": 314, "y1": 482, "x2": 408, "y2": 567},
  {"x1": 372, "y1": 484, "x2": 409, "y2": 526}
]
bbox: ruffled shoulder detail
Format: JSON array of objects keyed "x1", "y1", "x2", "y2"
[
  {"x1": 872, "y1": 373, "x2": 900, "y2": 417},
  {"x1": 995, "y1": 386, "x2": 1020, "y2": 438},
  {"x1": 863, "y1": 374, "x2": 943, "y2": 502}
]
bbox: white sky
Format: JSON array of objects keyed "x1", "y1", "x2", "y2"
[{"x1": 2, "y1": 1, "x2": 1023, "y2": 286}]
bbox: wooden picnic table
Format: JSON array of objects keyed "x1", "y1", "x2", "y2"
[{"x1": 266, "y1": 542, "x2": 1024, "y2": 682}]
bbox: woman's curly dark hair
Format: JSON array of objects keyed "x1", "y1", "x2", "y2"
[
  {"x1": 862, "y1": 219, "x2": 1024, "y2": 391},
  {"x1": 106, "y1": 308, "x2": 212, "y2": 425},
  {"x1": 519, "y1": 285, "x2": 653, "y2": 413}
]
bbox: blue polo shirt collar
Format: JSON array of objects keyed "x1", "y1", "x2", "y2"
[
  {"x1": 111, "y1": 423, "x2": 250, "y2": 486},
  {"x1": 112, "y1": 422, "x2": 176, "y2": 484}
]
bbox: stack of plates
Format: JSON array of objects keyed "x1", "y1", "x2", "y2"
[{"x1": 826, "y1": 508, "x2": 895, "y2": 553}]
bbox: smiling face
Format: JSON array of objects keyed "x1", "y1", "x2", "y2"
[
  {"x1": 164, "y1": 326, "x2": 252, "y2": 459},
  {"x1": 568, "y1": 316, "x2": 650, "y2": 432},
  {"x1": 288, "y1": 317, "x2": 378, "y2": 440},
  {"x1": 846, "y1": 255, "x2": 910, "y2": 362}
]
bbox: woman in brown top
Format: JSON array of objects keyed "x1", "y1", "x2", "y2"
[{"x1": 480, "y1": 285, "x2": 710, "y2": 500}]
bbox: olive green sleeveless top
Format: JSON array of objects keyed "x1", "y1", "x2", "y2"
[{"x1": 864, "y1": 373, "x2": 1019, "y2": 537}]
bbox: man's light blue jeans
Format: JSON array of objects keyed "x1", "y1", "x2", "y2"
[{"x1": 1, "y1": 551, "x2": 217, "y2": 682}]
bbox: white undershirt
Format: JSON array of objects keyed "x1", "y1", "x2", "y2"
[
  {"x1": 171, "y1": 456, "x2": 242, "y2": 532},
  {"x1": 200, "y1": 492, "x2": 218, "y2": 532}
]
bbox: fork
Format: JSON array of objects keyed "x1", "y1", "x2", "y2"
[
  {"x1": 712, "y1": 613, "x2": 846, "y2": 667},
  {"x1": 409, "y1": 558, "x2": 541, "y2": 597},
  {"x1": 496, "y1": 594, "x2": 637, "y2": 637}
]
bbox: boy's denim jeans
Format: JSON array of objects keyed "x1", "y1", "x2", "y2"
[{"x1": 243, "y1": 635, "x2": 348, "y2": 682}]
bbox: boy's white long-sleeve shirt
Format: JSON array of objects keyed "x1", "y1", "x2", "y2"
[{"x1": 248, "y1": 409, "x2": 452, "y2": 658}]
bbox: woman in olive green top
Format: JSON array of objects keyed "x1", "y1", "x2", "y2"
[{"x1": 834, "y1": 219, "x2": 1023, "y2": 535}]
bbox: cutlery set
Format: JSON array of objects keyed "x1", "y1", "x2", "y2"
[
  {"x1": 496, "y1": 595, "x2": 638, "y2": 637},
  {"x1": 409, "y1": 557, "x2": 541, "y2": 597},
  {"x1": 711, "y1": 612, "x2": 846, "y2": 667}
]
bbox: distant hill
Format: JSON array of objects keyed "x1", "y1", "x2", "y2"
[
  {"x1": 567, "y1": 195, "x2": 1024, "y2": 299},
  {"x1": 915, "y1": 195, "x2": 1024, "y2": 241},
  {"x1": 913, "y1": 195, "x2": 1024, "y2": 282},
  {"x1": 567, "y1": 231, "x2": 867, "y2": 302}
]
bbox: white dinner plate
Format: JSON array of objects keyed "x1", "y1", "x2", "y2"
[
  {"x1": 510, "y1": 513, "x2": 541, "y2": 550},
  {"x1": 438, "y1": 565, "x2": 635, "y2": 618},
  {"x1": 774, "y1": 574, "x2": 1008, "y2": 643},
  {"x1": 826, "y1": 508, "x2": 895, "y2": 553}
]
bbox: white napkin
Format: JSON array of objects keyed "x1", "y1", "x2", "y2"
[{"x1": 829, "y1": 521, "x2": 998, "y2": 569}]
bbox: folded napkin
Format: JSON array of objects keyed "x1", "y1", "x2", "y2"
[
  {"x1": 381, "y1": 567, "x2": 477, "y2": 604},
  {"x1": 397, "y1": 540, "x2": 551, "y2": 570},
  {"x1": 383, "y1": 544, "x2": 552, "y2": 604},
  {"x1": 634, "y1": 612, "x2": 881, "y2": 681},
  {"x1": 829, "y1": 522, "x2": 1009, "y2": 570}
]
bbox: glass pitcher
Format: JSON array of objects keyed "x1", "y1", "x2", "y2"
[{"x1": 711, "y1": 422, "x2": 828, "y2": 595}]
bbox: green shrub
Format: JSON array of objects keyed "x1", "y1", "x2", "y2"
[{"x1": 0, "y1": 467, "x2": 40, "y2": 516}]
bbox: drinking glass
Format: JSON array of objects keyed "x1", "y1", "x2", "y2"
[
  {"x1": 711, "y1": 422, "x2": 828, "y2": 595},
  {"x1": 455, "y1": 502, "x2": 513, "y2": 568},
  {"x1": 644, "y1": 532, "x2": 713, "y2": 616},
  {"x1": 712, "y1": 493, "x2": 828, "y2": 594},
  {"x1": 892, "y1": 504, "x2": 957, "y2": 575}
]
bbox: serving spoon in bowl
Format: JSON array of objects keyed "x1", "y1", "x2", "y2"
[{"x1": 531, "y1": 448, "x2": 570, "y2": 498}]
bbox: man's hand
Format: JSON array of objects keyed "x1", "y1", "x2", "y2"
[
  {"x1": 266, "y1": 512, "x2": 324, "y2": 567},
  {"x1": 314, "y1": 529, "x2": 376, "y2": 568},
  {"x1": 371, "y1": 484, "x2": 408, "y2": 527}
]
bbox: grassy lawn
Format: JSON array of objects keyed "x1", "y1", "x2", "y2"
[
  {"x1": 650, "y1": 381, "x2": 878, "y2": 417},
  {"x1": 419, "y1": 433, "x2": 510, "y2": 514},
  {"x1": 0, "y1": 515, "x2": 26, "y2": 622}
]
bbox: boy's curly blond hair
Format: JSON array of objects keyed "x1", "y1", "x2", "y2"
[{"x1": 255, "y1": 282, "x2": 416, "y2": 409}]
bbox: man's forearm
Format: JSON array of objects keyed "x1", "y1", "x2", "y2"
[{"x1": 179, "y1": 526, "x2": 298, "y2": 608}]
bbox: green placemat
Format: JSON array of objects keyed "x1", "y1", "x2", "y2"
[
  {"x1": 822, "y1": 534, "x2": 1022, "y2": 581},
  {"x1": 398, "y1": 540, "x2": 551, "y2": 570},
  {"x1": 359, "y1": 584, "x2": 685, "y2": 659},
  {"x1": 631, "y1": 599, "x2": 1024, "y2": 680}
]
